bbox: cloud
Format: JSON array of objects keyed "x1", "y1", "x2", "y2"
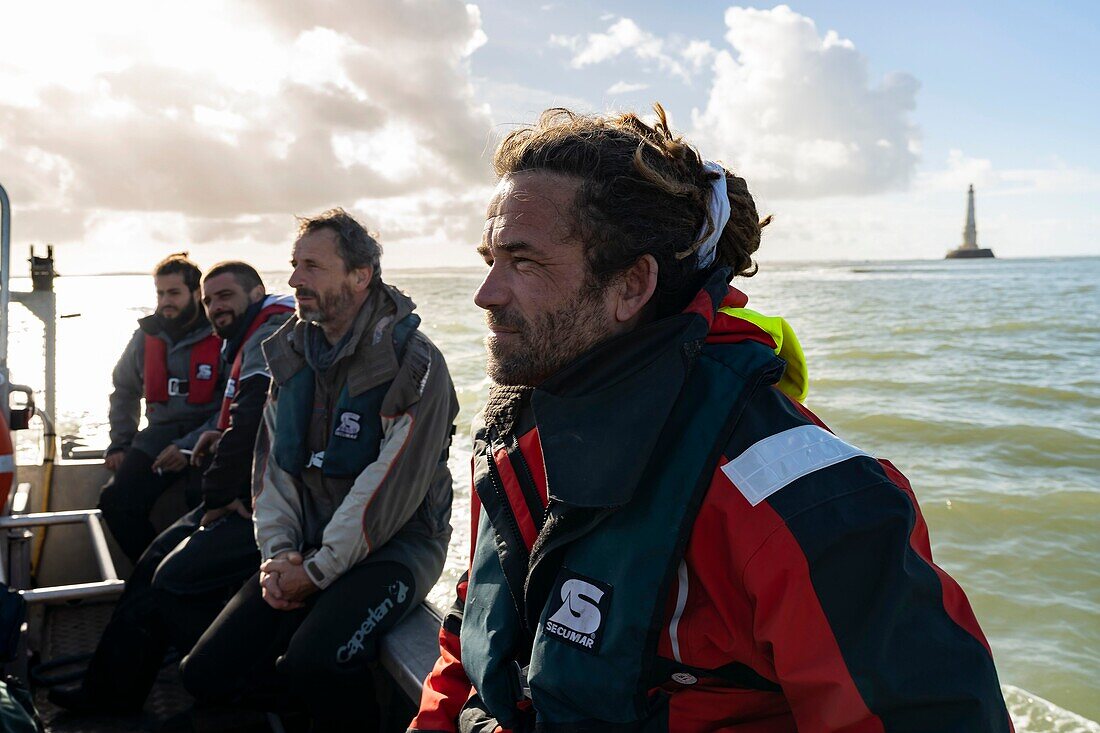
[
  {"x1": 690, "y1": 5, "x2": 920, "y2": 199},
  {"x1": 919, "y1": 150, "x2": 1100, "y2": 196},
  {"x1": 551, "y1": 18, "x2": 695, "y2": 82},
  {"x1": 473, "y1": 79, "x2": 593, "y2": 130},
  {"x1": 607, "y1": 81, "x2": 650, "y2": 95},
  {"x1": 682, "y1": 40, "x2": 717, "y2": 74},
  {"x1": 0, "y1": 0, "x2": 493, "y2": 265},
  {"x1": 751, "y1": 147, "x2": 1100, "y2": 261}
]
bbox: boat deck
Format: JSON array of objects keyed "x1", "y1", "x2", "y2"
[
  {"x1": 29, "y1": 597, "x2": 430, "y2": 732},
  {"x1": 33, "y1": 602, "x2": 191, "y2": 733}
]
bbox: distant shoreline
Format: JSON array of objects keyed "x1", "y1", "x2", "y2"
[{"x1": 5, "y1": 254, "x2": 1097, "y2": 280}]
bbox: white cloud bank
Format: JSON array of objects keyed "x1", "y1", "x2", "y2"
[
  {"x1": 691, "y1": 5, "x2": 920, "y2": 199},
  {"x1": 0, "y1": 0, "x2": 493, "y2": 269}
]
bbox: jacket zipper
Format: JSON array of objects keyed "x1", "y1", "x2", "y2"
[
  {"x1": 485, "y1": 427, "x2": 527, "y2": 555},
  {"x1": 508, "y1": 432, "x2": 548, "y2": 527}
]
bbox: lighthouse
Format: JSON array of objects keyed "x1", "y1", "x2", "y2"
[{"x1": 946, "y1": 184, "x2": 995, "y2": 259}]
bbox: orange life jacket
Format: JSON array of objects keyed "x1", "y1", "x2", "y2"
[{"x1": 143, "y1": 333, "x2": 222, "y2": 405}]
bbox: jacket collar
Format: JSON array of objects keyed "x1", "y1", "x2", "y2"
[
  {"x1": 530, "y1": 268, "x2": 734, "y2": 508},
  {"x1": 263, "y1": 282, "x2": 416, "y2": 396},
  {"x1": 222, "y1": 298, "x2": 264, "y2": 362}
]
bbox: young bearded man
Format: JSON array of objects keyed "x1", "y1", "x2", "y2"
[
  {"x1": 52, "y1": 262, "x2": 293, "y2": 715},
  {"x1": 411, "y1": 107, "x2": 1013, "y2": 733},
  {"x1": 100, "y1": 253, "x2": 225, "y2": 563}
]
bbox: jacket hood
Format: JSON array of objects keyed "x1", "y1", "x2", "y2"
[
  {"x1": 263, "y1": 282, "x2": 416, "y2": 396},
  {"x1": 683, "y1": 277, "x2": 808, "y2": 403}
]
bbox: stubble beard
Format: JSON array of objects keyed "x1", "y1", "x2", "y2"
[
  {"x1": 484, "y1": 286, "x2": 612, "y2": 387},
  {"x1": 297, "y1": 283, "x2": 356, "y2": 325}
]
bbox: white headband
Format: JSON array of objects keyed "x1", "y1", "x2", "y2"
[{"x1": 694, "y1": 161, "x2": 730, "y2": 270}]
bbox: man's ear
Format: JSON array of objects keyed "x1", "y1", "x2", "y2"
[
  {"x1": 353, "y1": 266, "x2": 373, "y2": 292},
  {"x1": 248, "y1": 285, "x2": 266, "y2": 304},
  {"x1": 614, "y1": 254, "x2": 658, "y2": 325}
]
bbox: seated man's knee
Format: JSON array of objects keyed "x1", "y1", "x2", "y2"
[
  {"x1": 97, "y1": 479, "x2": 127, "y2": 513},
  {"x1": 274, "y1": 641, "x2": 333, "y2": 685},
  {"x1": 179, "y1": 647, "x2": 230, "y2": 703},
  {"x1": 151, "y1": 539, "x2": 199, "y2": 595}
]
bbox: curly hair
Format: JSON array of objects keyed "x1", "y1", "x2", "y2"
[
  {"x1": 153, "y1": 252, "x2": 202, "y2": 292},
  {"x1": 493, "y1": 104, "x2": 770, "y2": 315},
  {"x1": 297, "y1": 208, "x2": 382, "y2": 284}
]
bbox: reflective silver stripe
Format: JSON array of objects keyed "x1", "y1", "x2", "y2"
[
  {"x1": 721, "y1": 425, "x2": 867, "y2": 506},
  {"x1": 668, "y1": 560, "x2": 689, "y2": 663}
]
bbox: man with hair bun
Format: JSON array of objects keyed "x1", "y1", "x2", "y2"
[
  {"x1": 412, "y1": 106, "x2": 1012, "y2": 732},
  {"x1": 100, "y1": 253, "x2": 226, "y2": 563},
  {"x1": 51, "y1": 261, "x2": 294, "y2": 715}
]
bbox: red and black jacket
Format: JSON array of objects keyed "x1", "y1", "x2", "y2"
[{"x1": 411, "y1": 274, "x2": 1012, "y2": 733}]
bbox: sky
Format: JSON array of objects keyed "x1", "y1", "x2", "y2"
[{"x1": 1, "y1": 0, "x2": 1097, "y2": 274}]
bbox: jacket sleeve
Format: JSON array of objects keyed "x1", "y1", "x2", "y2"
[
  {"x1": 201, "y1": 320, "x2": 285, "y2": 509},
  {"x1": 408, "y1": 568, "x2": 473, "y2": 733},
  {"x1": 409, "y1": 493, "x2": 526, "y2": 733},
  {"x1": 252, "y1": 394, "x2": 304, "y2": 560},
  {"x1": 743, "y1": 467, "x2": 1013, "y2": 733},
  {"x1": 303, "y1": 335, "x2": 458, "y2": 589},
  {"x1": 410, "y1": 491, "x2": 478, "y2": 733},
  {"x1": 201, "y1": 373, "x2": 270, "y2": 509},
  {"x1": 106, "y1": 329, "x2": 144, "y2": 455},
  {"x1": 173, "y1": 411, "x2": 218, "y2": 451}
]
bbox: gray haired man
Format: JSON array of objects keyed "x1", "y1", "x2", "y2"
[{"x1": 180, "y1": 209, "x2": 458, "y2": 733}]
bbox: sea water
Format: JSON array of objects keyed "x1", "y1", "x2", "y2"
[{"x1": 6, "y1": 257, "x2": 1098, "y2": 730}]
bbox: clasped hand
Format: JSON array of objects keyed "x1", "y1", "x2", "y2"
[{"x1": 260, "y1": 551, "x2": 317, "y2": 611}]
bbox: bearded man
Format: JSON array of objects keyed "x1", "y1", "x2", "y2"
[
  {"x1": 180, "y1": 210, "x2": 459, "y2": 733},
  {"x1": 100, "y1": 253, "x2": 225, "y2": 563},
  {"x1": 53, "y1": 261, "x2": 294, "y2": 716},
  {"x1": 411, "y1": 107, "x2": 1013, "y2": 732}
]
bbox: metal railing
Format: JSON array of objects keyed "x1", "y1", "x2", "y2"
[{"x1": 1, "y1": 481, "x2": 124, "y2": 602}]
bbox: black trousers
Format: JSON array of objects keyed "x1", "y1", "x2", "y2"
[
  {"x1": 99, "y1": 448, "x2": 202, "y2": 564},
  {"x1": 78, "y1": 505, "x2": 259, "y2": 709},
  {"x1": 180, "y1": 533, "x2": 443, "y2": 731}
]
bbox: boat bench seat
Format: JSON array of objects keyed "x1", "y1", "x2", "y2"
[{"x1": 380, "y1": 602, "x2": 443, "y2": 703}]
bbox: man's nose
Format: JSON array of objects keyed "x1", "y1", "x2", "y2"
[
  {"x1": 288, "y1": 266, "x2": 303, "y2": 289},
  {"x1": 473, "y1": 265, "x2": 510, "y2": 311}
]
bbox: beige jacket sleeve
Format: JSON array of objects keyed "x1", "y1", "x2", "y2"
[{"x1": 252, "y1": 396, "x2": 304, "y2": 560}]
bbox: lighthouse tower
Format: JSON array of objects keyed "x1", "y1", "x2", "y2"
[
  {"x1": 962, "y1": 184, "x2": 978, "y2": 249},
  {"x1": 946, "y1": 184, "x2": 995, "y2": 259}
]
